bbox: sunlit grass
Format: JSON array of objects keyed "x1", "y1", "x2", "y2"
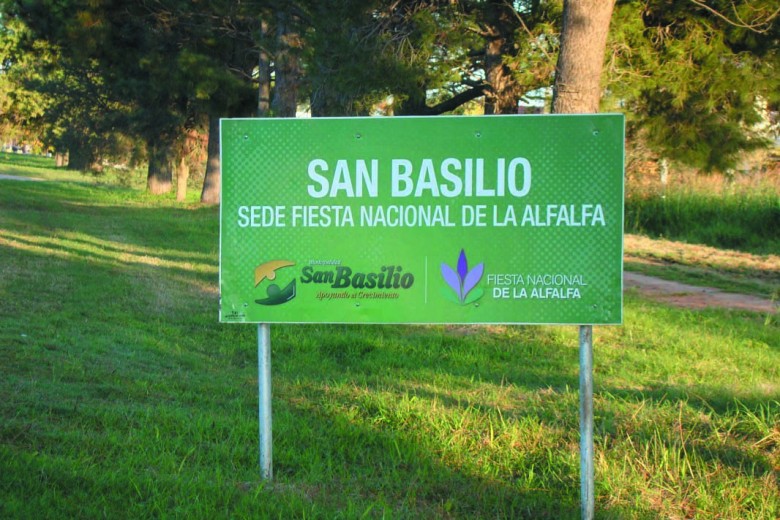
[
  {"x1": 0, "y1": 151, "x2": 201, "y2": 197},
  {"x1": 0, "y1": 152, "x2": 91, "y2": 182}
]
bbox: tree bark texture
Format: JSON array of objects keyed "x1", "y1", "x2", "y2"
[
  {"x1": 257, "y1": 19, "x2": 271, "y2": 117},
  {"x1": 200, "y1": 115, "x2": 221, "y2": 205},
  {"x1": 176, "y1": 156, "x2": 189, "y2": 202},
  {"x1": 67, "y1": 139, "x2": 100, "y2": 172},
  {"x1": 146, "y1": 138, "x2": 175, "y2": 195},
  {"x1": 552, "y1": 0, "x2": 616, "y2": 114},
  {"x1": 482, "y1": 1, "x2": 520, "y2": 115},
  {"x1": 271, "y1": 9, "x2": 301, "y2": 117}
]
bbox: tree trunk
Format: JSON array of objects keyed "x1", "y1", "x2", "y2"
[
  {"x1": 659, "y1": 157, "x2": 669, "y2": 187},
  {"x1": 552, "y1": 0, "x2": 616, "y2": 114},
  {"x1": 484, "y1": 36, "x2": 516, "y2": 114},
  {"x1": 271, "y1": 9, "x2": 301, "y2": 117},
  {"x1": 551, "y1": 7, "x2": 616, "y2": 520},
  {"x1": 200, "y1": 115, "x2": 221, "y2": 205},
  {"x1": 146, "y1": 138, "x2": 175, "y2": 195},
  {"x1": 176, "y1": 156, "x2": 189, "y2": 202},
  {"x1": 67, "y1": 140, "x2": 99, "y2": 172},
  {"x1": 65, "y1": 148, "x2": 84, "y2": 171},
  {"x1": 482, "y1": 1, "x2": 518, "y2": 115},
  {"x1": 257, "y1": 19, "x2": 271, "y2": 117},
  {"x1": 397, "y1": 86, "x2": 429, "y2": 116}
]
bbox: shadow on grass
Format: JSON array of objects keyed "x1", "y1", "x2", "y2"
[
  {"x1": 266, "y1": 320, "x2": 778, "y2": 517},
  {"x1": 0, "y1": 179, "x2": 218, "y2": 257},
  {"x1": 272, "y1": 390, "x2": 584, "y2": 519}
]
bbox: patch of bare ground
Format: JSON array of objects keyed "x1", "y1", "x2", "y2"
[
  {"x1": 0, "y1": 174, "x2": 44, "y2": 181},
  {"x1": 624, "y1": 272, "x2": 776, "y2": 313},
  {"x1": 625, "y1": 234, "x2": 779, "y2": 277},
  {"x1": 624, "y1": 234, "x2": 778, "y2": 313}
]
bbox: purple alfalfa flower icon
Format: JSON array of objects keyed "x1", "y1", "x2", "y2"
[{"x1": 441, "y1": 249, "x2": 484, "y2": 304}]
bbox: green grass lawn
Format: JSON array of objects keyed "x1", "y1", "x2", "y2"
[{"x1": 1, "y1": 174, "x2": 778, "y2": 518}]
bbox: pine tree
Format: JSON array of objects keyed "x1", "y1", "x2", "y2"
[{"x1": 606, "y1": 0, "x2": 779, "y2": 172}]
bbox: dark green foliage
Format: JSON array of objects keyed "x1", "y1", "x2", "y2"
[
  {"x1": 505, "y1": 0, "x2": 563, "y2": 101},
  {"x1": 303, "y1": 0, "x2": 488, "y2": 116},
  {"x1": 305, "y1": 0, "x2": 392, "y2": 116},
  {"x1": 4, "y1": 0, "x2": 260, "y2": 175},
  {"x1": 608, "y1": 0, "x2": 779, "y2": 171}
]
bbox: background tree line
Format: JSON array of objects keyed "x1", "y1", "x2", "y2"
[{"x1": 0, "y1": 0, "x2": 777, "y2": 203}]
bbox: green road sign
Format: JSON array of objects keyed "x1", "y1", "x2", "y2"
[{"x1": 220, "y1": 114, "x2": 624, "y2": 324}]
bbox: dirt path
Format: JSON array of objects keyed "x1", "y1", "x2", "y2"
[
  {"x1": 624, "y1": 272, "x2": 776, "y2": 314},
  {"x1": 0, "y1": 174, "x2": 44, "y2": 181}
]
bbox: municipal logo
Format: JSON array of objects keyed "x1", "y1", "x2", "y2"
[{"x1": 254, "y1": 260, "x2": 297, "y2": 305}]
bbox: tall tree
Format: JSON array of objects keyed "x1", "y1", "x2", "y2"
[
  {"x1": 387, "y1": 1, "x2": 487, "y2": 116},
  {"x1": 6, "y1": 0, "x2": 259, "y2": 196},
  {"x1": 200, "y1": 115, "x2": 222, "y2": 204},
  {"x1": 305, "y1": 0, "x2": 393, "y2": 116},
  {"x1": 0, "y1": 18, "x2": 51, "y2": 150},
  {"x1": 502, "y1": 1, "x2": 562, "y2": 111},
  {"x1": 194, "y1": 1, "x2": 262, "y2": 203},
  {"x1": 366, "y1": 0, "x2": 561, "y2": 116},
  {"x1": 550, "y1": 5, "x2": 616, "y2": 520},
  {"x1": 606, "y1": 0, "x2": 779, "y2": 171},
  {"x1": 257, "y1": 19, "x2": 272, "y2": 117},
  {"x1": 270, "y1": 4, "x2": 303, "y2": 117},
  {"x1": 552, "y1": 0, "x2": 616, "y2": 114},
  {"x1": 0, "y1": 17, "x2": 134, "y2": 168}
]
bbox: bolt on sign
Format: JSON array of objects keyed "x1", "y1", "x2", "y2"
[{"x1": 220, "y1": 114, "x2": 624, "y2": 325}]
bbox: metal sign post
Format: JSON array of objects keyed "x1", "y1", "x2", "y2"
[
  {"x1": 258, "y1": 323, "x2": 272, "y2": 480},
  {"x1": 579, "y1": 325, "x2": 594, "y2": 519}
]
